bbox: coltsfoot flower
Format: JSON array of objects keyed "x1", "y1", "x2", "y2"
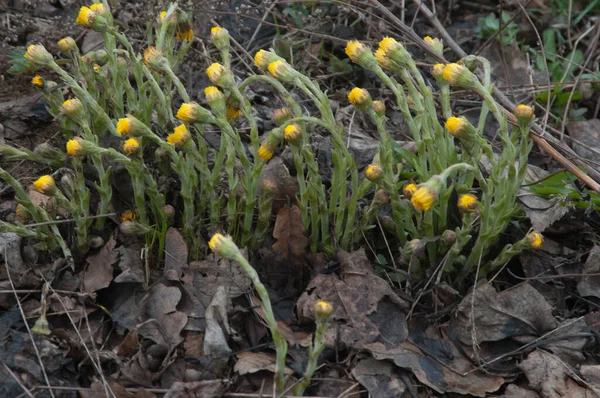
[
  {"x1": 273, "y1": 107, "x2": 292, "y2": 125},
  {"x1": 210, "y1": 26, "x2": 229, "y2": 50},
  {"x1": 121, "y1": 209, "x2": 138, "y2": 222},
  {"x1": 76, "y1": 5, "x2": 107, "y2": 31},
  {"x1": 33, "y1": 175, "x2": 56, "y2": 195},
  {"x1": 117, "y1": 115, "x2": 147, "y2": 137},
  {"x1": 458, "y1": 194, "x2": 478, "y2": 213},
  {"x1": 57, "y1": 37, "x2": 76, "y2": 53},
  {"x1": 373, "y1": 100, "x2": 385, "y2": 117},
  {"x1": 143, "y1": 46, "x2": 169, "y2": 72},
  {"x1": 204, "y1": 86, "x2": 225, "y2": 115},
  {"x1": 268, "y1": 60, "x2": 296, "y2": 83},
  {"x1": 257, "y1": 142, "x2": 275, "y2": 161},
  {"x1": 66, "y1": 138, "x2": 84, "y2": 156},
  {"x1": 254, "y1": 49, "x2": 281, "y2": 70},
  {"x1": 345, "y1": 40, "x2": 377, "y2": 70},
  {"x1": 365, "y1": 163, "x2": 383, "y2": 182},
  {"x1": 403, "y1": 183, "x2": 417, "y2": 199},
  {"x1": 208, "y1": 232, "x2": 240, "y2": 259},
  {"x1": 515, "y1": 104, "x2": 534, "y2": 128},
  {"x1": 176, "y1": 102, "x2": 212, "y2": 124},
  {"x1": 411, "y1": 185, "x2": 437, "y2": 211},
  {"x1": 176, "y1": 13, "x2": 194, "y2": 41},
  {"x1": 445, "y1": 116, "x2": 475, "y2": 139},
  {"x1": 442, "y1": 63, "x2": 478, "y2": 89},
  {"x1": 423, "y1": 36, "x2": 443, "y2": 55},
  {"x1": 61, "y1": 98, "x2": 87, "y2": 125},
  {"x1": 167, "y1": 125, "x2": 192, "y2": 149},
  {"x1": 374, "y1": 48, "x2": 392, "y2": 69},
  {"x1": 431, "y1": 63, "x2": 445, "y2": 81},
  {"x1": 442, "y1": 229, "x2": 457, "y2": 245},
  {"x1": 375, "y1": 189, "x2": 390, "y2": 203},
  {"x1": 206, "y1": 63, "x2": 232, "y2": 87},
  {"x1": 226, "y1": 107, "x2": 241, "y2": 120},
  {"x1": 379, "y1": 37, "x2": 410, "y2": 65},
  {"x1": 284, "y1": 123, "x2": 302, "y2": 145},
  {"x1": 526, "y1": 232, "x2": 543, "y2": 248},
  {"x1": 31, "y1": 75, "x2": 44, "y2": 88},
  {"x1": 348, "y1": 87, "x2": 372, "y2": 111},
  {"x1": 24, "y1": 44, "x2": 53, "y2": 67},
  {"x1": 122, "y1": 138, "x2": 140, "y2": 155},
  {"x1": 120, "y1": 221, "x2": 153, "y2": 235},
  {"x1": 314, "y1": 300, "x2": 333, "y2": 322}
]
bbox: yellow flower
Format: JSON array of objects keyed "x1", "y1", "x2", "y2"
[
  {"x1": 257, "y1": 144, "x2": 274, "y2": 161},
  {"x1": 411, "y1": 185, "x2": 437, "y2": 211},
  {"x1": 206, "y1": 62, "x2": 227, "y2": 86},
  {"x1": 515, "y1": 104, "x2": 534, "y2": 125},
  {"x1": 402, "y1": 183, "x2": 417, "y2": 199},
  {"x1": 204, "y1": 86, "x2": 223, "y2": 103},
  {"x1": 31, "y1": 75, "x2": 44, "y2": 87},
  {"x1": 24, "y1": 44, "x2": 53, "y2": 66},
  {"x1": 66, "y1": 138, "x2": 84, "y2": 156},
  {"x1": 458, "y1": 194, "x2": 478, "y2": 213},
  {"x1": 379, "y1": 37, "x2": 400, "y2": 54},
  {"x1": 423, "y1": 36, "x2": 443, "y2": 54},
  {"x1": 15, "y1": 204, "x2": 29, "y2": 222},
  {"x1": 210, "y1": 26, "x2": 229, "y2": 49},
  {"x1": 57, "y1": 37, "x2": 76, "y2": 53},
  {"x1": 372, "y1": 100, "x2": 385, "y2": 117},
  {"x1": 273, "y1": 107, "x2": 292, "y2": 125},
  {"x1": 93, "y1": 64, "x2": 102, "y2": 73},
  {"x1": 117, "y1": 118, "x2": 130, "y2": 136},
  {"x1": 208, "y1": 232, "x2": 239, "y2": 259},
  {"x1": 345, "y1": 40, "x2": 365, "y2": 63},
  {"x1": 445, "y1": 116, "x2": 468, "y2": 136},
  {"x1": 143, "y1": 46, "x2": 168, "y2": 71},
  {"x1": 159, "y1": 11, "x2": 167, "y2": 22},
  {"x1": 365, "y1": 163, "x2": 383, "y2": 182},
  {"x1": 314, "y1": 300, "x2": 333, "y2": 319},
  {"x1": 226, "y1": 107, "x2": 241, "y2": 120},
  {"x1": 90, "y1": 3, "x2": 105, "y2": 14},
  {"x1": 121, "y1": 209, "x2": 138, "y2": 222},
  {"x1": 176, "y1": 28, "x2": 193, "y2": 41},
  {"x1": 267, "y1": 60, "x2": 295, "y2": 82},
  {"x1": 122, "y1": 138, "x2": 140, "y2": 155},
  {"x1": 176, "y1": 103, "x2": 197, "y2": 123},
  {"x1": 348, "y1": 87, "x2": 372, "y2": 111},
  {"x1": 167, "y1": 124, "x2": 191, "y2": 148},
  {"x1": 61, "y1": 98, "x2": 85, "y2": 120},
  {"x1": 76, "y1": 6, "x2": 94, "y2": 27},
  {"x1": 33, "y1": 175, "x2": 56, "y2": 195},
  {"x1": 442, "y1": 63, "x2": 476, "y2": 88},
  {"x1": 254, "y1": 49, "x2": 267, "y2": 67},
  {"x1": 432, "y1": 63, "x2": 445, "y2": 79},
  {"x1": 284, "y1": 123, "x2": 302, "y2": 144},
  {"x1": 526, "y1": 232, "x2": 543, "y2": 248}
]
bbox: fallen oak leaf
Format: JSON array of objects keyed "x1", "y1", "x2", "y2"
[{"x1": 272, "y1": 205, "x2": 308, "y2": 264}]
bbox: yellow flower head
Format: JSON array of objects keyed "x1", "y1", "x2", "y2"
[
  {"x1": 143, "y1": 46, "x2": 168, "y2": 71},
  {"x1": 402, "y1": 183, "x2": 417, "y2": 199},
  {"x1": 373, "y1": 100, "x2": 385, "y2": 117},
  {"x1": 515, "y1": 104, "x2": 534, "y2": 121},
  {"x1": 432, "y1": 63, "x2": 445, "y2": 79},
  {"x1": 226, "y1": 107, "x2": 241, "y2": 120},
  {"x1": 254, "y1": 49, "x2": 267, "y2": 68},
  {"x1": 167, "y1": 124, "x2": 191, "y2": 148},
  {"x1": 375, "y1": 48, "x2": 391, "y2": 69},
  {"x1": 423, "y1": 36, "x2": 443, "y2": 54},
  {"x1": 211, "y1": 26, "x2": 222, "y2": 35},
  {"x1": 458, "y1": 194, "x2": 478, "y2": 213},
  {"x1": 33, "y1": 175, "x2": 56, "y2": 195},
  {"x1": 206, "y1": 62, "x2": 227, "y2": 86},
  {"x1": 345, "y1": 40, "x2": 365, "y2": 63},
  {"x1": 176, "y1": 103, "x2": 198, "y2": 123},
  {"x1": 15, "y1": 203, "x2": 29, "y2": 222},
  {"x1": 210, "y1": 26, "x2": 229, "y2": 49},
  {"x1": 442, "y1": 63, "x2": 476, "y2": 88},
  {"x1": 379, "y1": 37, "x2": 401, "y2": 55},
  {"x1": 411, "y1": 185, "x2": 437, "y2": 211},
  {"x1": 31, "y1": 75, "x2": 44, "y2": 87},
  {"x1": 93, "y1": 64, "x2": 102, "y2": 73},
  {"x1": 121, "y1": 209, "x2": 138, "y2": 222},
  {"x1": 122, "y1": 138, "x2": 140, "y2": 155},
  {"x1": 24, "y1": 44, "x2": 53, "y2": 66},
  {"x1": 66, "y1": 138, "x2": 84, "y2": 156},
  {"x1": 314, "y1": 300, "x2": 333, "y2": 319},
  {"x1": 117, "y1": 118, "x2": 131, "y2": 136},
  {"x1": 257, "y1": 144, "x2": 274, "y2": 161},
  {"x1": 365, "y1": 163, "x2": 383, "y2": 182},
  {"x1": 61, "y1": 98, "x2": 84, "y2": 118},
  {"x1": 348, "y1": 87, "x2": 372, "y2": 111},
  {"x1": 76, "y1": 6, "x2": 94, "y2": 27},
  {"x1": 273, "y1": 107, "x2": 292, "y2": 125},
  {"x1": 284, "y1": 123, "x2": 302, "y2": 144},
  {"x1": 208, "y1": 232, "x2": 239, "y2": 259},
  {"x1": 90, "y1": 3, "x2": 105, "y2": 14},
  {"x1": 445, "y1": 116, "x2": 468, "y2": 137},
  {"x1": 526, "y1": 232, "x2": 543, "y2": 248},
  {"x1": 159, "y1": 11, "x2": 167, "y2": 22},
  {"x1": 57, "y1": 37, "x2": 76, "y2": 53},
  {"x1": 268, "y1": 60, "x2": 295, "y2": 82},
  {"x1": 176, "y1": 28, "x2": 194, "y2": 41},
  {"x1": 424, "y1": 36, "x2": 433, "y2": 43},
  {"x1": 204, "y1": 86, "x2": 223, "y2": 103}
]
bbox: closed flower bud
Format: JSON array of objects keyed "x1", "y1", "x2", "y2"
[
  {"x1": 226, "y1": 107, "x2": 241, "y2": 120},
  {"x1": 442, "y1": 229, "x2": 457, "y2": 245},
  {"x1": 33, "y1": 175, "x2": 56, "y2": 195},
  {"x1": 268, "y1": 60, "x2": 297, "y2": 83},
  {"x1": 314, "y1": 300, "x2": 333, "y2": 323},
  {"x1": 121, "y1": 209, "x2": 138, "y2": 222},
  {"x1": 120, "y1": 221, "x2": 153, "y2": 235},
  {"x1": 15, "y1": 203, "x2": 30, "y2": 222},
  {"x1": 31, "y1": 75, "x2": 44, "y2": 88},
  {"x1": 176, "y1": 102, "x2": 212, "y2": 124},
  {"x1": 210, "y1": 26, "x2": 229, "y2": 51},
  {"x1": 515, "y1": 104, "x2": 534, "y2": 129},
  {"x1": 404, "y1": 239, "x2": 424, "y2": 257},
  {"x1": 402, "y1": 183, "x2": 417, "y2": 199},
  {"x1": 57, "y1": 37, "x2": 77, "y2": 53},
  {"x1": 411, "y1": 184, "x2": 438, "y2": 211},
  {"x1": 176, "y1": 12, "x2": 193, "y2": 41},
  {"x1": 34, "y1": 143, "x2": 63, "y2": 160},
  {"x1": 143, "y1": 46, "x2": 169, "y2": 73},
  {"x1": 24, "y1": 44, "x2": 53, "y2": 67},
  {"x1": 432, "y1": 63, "x2": 445, "y2": 81},
  {"x1": 254, "y1": 49, "x2": 281, "y2": 70},
  {"x1": 348, "y1": 87, "x2": 372, "y2": 111},
  {"x1": 379, "y1": 37, "x2": 410, "y2": 66},
  {"x1": 273, "y1": 107, "x2": 292, "y2": 125},
  {"x1": 445, "y1": 116, "x2": 476, "y2": 139},
  {"x1": 204, "y1": 86, "x2": 226, "y2": 116},
  {"x1": 163, "y1": 204, "x2": 176, "y2": 217},
  {"x1": 373, "y1": 100, "x2": 385, "y2": 117},
  {"x1": 423, "y1": 36, "x2": 443, "y2": 55},
  {"x1": 122, "y1": 138, "x2": 140, "y2": 155},
  {"x1": 87, "y1": 235, "x2": 104, "y2": 249},
  {"x1": 257, "y1": 142, "x2": 275, "y2": 161},
  {"x1": 526, "y1": 232, "x2": 543, "y2": 248},
  {"x1": 208, "y1": 233, "x2": 240, "y2": 259},
  {"x1": 66, "y1": 137, "x2": 84, "y2": 156},
  {"x1": 379, "y1": 215, "x2": 395, "y2": 233},
  {"x1": 345, "y1": 40, "x2": 377, "y2": 70},
  {"x1": 374, "y1": 48, "x2": 392, "y2": 69},
  {"x1": 60, "y1": 174, "x2": 75, "y2": 198},
  {"x1": 61, "y1": 98, "x2": 88, "y2": 125},
  {"x1": 117, "y1": 115, "x2": 147, "y2": 137},
  {"x1": 167, "y1": 124, "x2": 191, "y2": 149},
  {"x1": 458, "y1": 194, "x2": 478, "y2": 213},
  {"x1": 31, "y1": 314, "x2": 50, "y2": 336},
  {"x1": 284, "y1": 123, "x2": 302, "y2": 145},
  {"x1": 261, "y1": 179, "x2": 278, "y2": 194},
  {"x1": 442, "y1": 63, "x2": 478, "y2": 89},
  {"x1": 375, "y1": 189, "x2": 390, "y2": 203},
  {"x1": 93, "y1": 64, "x2": 102, "y2": 73},
  {"x1": 365, "y1": 163, "x2": 383, "y2": 182},
  {"x1": 206, "y1": 63, "x2": 232, "y2": 88},
  {"x1": 87, "y1": 49, "x2": 109, "y2": 66}
]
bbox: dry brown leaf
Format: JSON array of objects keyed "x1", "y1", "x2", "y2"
[
  {"x1": 272, "y1": 205, "x2": 309, "y2": 264},
  {"x1": 164, "y1": 380, "x2": 226, "y2": 398},
  {"x1": 352, "y1": 356, "x2": 409, "y2": 397},
  {"x1": 234, "y1": 352, "x2": 294, "y2": 376},
  {"x1": 578, "y1": 245, "x2": 600, "y2": 300},
  {"x1": 164, "y1": 227, "x2": 188, "y2": 280},
  {"x1": 84, "y1": 238, "x2": 117, "y2": 293},
  {"x1": 82, "y1": 378, "x2": 156, "y2": 398}
]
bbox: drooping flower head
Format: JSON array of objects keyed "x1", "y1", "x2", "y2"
[
  {"x1": 208, "y1": 233, "x2": 239, "y2": 259},
  {"x1": 206, "y1": 62, "x2": 232, "y2": 87},
  {"x1": 267, "y1": 60, "x2": 296, "y2": 83},
  {"x1": 66, "y1": 138, "x2": 84, "y2": 156},
  {"x1": 24, "y1": 44, "x2": 53, "y2": 67},
  {"x1": 402, "y1": 183, "x2": 417, "y2": 199},
  {"x1": 122, "y1": 138, "x2": 140, "y2": 155},
  {"x1": 210, "y1": 26, "x2": 229, "y2": 50},
  {"x1": 33, "y1": 175, "x2": 56, "y2": 196},
  {"x1": 283, "y1": 123, "x2": 302, "y2": 145},
  {"x1": 167, "y1": 124, "x2": 191, "y2": 149},
  {"x1": 365, "y1": 163, "x2": 383, "y2": 182},
  {"x1": 31, "y1": 75, "x2": 44, "y2": 88},
  {"x1": 411, "y1": 185, "x2": 437, "y2": 211},
  {"x1": 526, "y1": 232, "x2": 543, "y2": 248},
  {"x1": 345, "y1": 40, "x2": 377, "y2": 70},
  {"x1": 176, "y1": 102, "x2": 212, "y2": 124},
  {"x1": 458, "y1": 194, "x2": 478, "y2": 213},
  {"x1": 348, "y1": 87, "x2": 372, "y2": 111}
]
